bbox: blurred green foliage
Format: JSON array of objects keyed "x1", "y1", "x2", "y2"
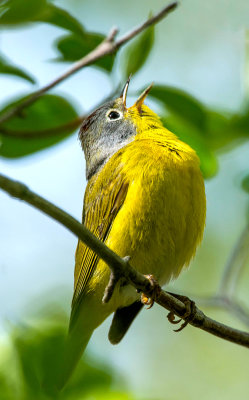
[
  {"x1": 0, "y1": 0, "x2": 249, "y2": 189},
  {"x1": 0, "y1": 54, "x2": 35, "y2": 84},
  {"x1": 122, "y1": 24, "x2": 154, "y2": 77},
  {"x1": 0, "y1": 0, "x2": 85, "y2": 35},
  {"x1": 149, "y1": 85, "x2": 207, "y2": 132},
  {"x1": 0, "y1": 0, "x2": 48, "y2": 25},
  {"x1": 0, "y1": 94, "x2": 78, "y2": 158},
  {"x1": 55, "y1": 32, "x2": 115, "y2": 72},
  {"x1": 0, "y1": 309, "x2": 134, "y2": 399},
  {"x1": 242, "y1": 174, "x2": 249, "y2": 194},
  {"x1": 0, "y1": 1, "x2": 249, "y2": 398}
]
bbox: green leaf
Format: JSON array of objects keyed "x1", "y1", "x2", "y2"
[
  {"x1": 0, "y1": 0, "x2": 47, "y2": 25},
  {"x1": 122, "y1": 24, "x2": 154, "y2": 77},
  {"x1": 0, "y1": 54, "x2": 35, "y2": 83},
  {"x1": 38, "y1": 4, "x2": 85, "y2": 36},
  {"x1": 230, "y1": 104, "x2": 249, "y2": 138},
  {"x1": 55, "y1": 33, "x2": 115, "y2": 72},
  {"x1": 205, "y1": 110, "x2": 237, "y2": 151},
  {"x1": 0, "y1": 94, "x2": 79, "y2": 158},
  {"x1": 0, "y1": 0, "x2": 85, "y2": 36},
  {"x1": 9, "y1": 309, "x2": 117, "y2": 397},
  {"x1": 149, "y1": 85, "x2": 207, "y2": 132},
  {"x1": 162, "y1": 115, "x2": 218, "y2": 179},
  {"x1": 242, "y1": 174, "x2": 249, "y2": 194}
]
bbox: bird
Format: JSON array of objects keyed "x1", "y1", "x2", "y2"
[{"x1": 58, "y1": 78, "x2": 206, "y2": 388}]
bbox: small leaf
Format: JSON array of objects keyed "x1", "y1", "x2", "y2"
[
  {"x1": 0, "y1": 54, "x2": 35, "y2": 83},
  {"x1": 0, "y1": 0, "x2": 47, "y2": 25},
  {"x1": 55, "y1": 33, "x2": 114, "y2": 72},
  {"x1": 149, "y1": 85, "x2": 207, "y2": 132},
  {"x1": 242, "y1": 174, "x2": 249, "y2": 194},
  {"x1": 38, "y1": 4, "x2": 85, "y2": 36},
  {"x1": 122, "y1": 24, "x2": 154, "y2": 77},
  {"x1": 0, "y1": 94, "x2": 79, "y2": 158}
]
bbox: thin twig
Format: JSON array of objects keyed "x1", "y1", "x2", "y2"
[
  {"x1": 1, "y1": 173, "x2": 249, "y2": 349},
  {"x1": 116, "y1": 2, "x2": 177, "y2": 47},
  {"x1": 218, "y1": 223, "x2": 249, "y2": 298},
  {"x1": 175, "y1": 223, "x2": 249, "y2": 329},
  {"x1": 0, "y1": 2, "x2": 178, "y2": 126},
  {"x1": 195, "y1": 295, "x2": 249, "y2": 328}
]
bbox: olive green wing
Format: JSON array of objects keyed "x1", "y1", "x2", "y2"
[{"x1": 70, "y1": 172, "x2": 128, "y2": 326}]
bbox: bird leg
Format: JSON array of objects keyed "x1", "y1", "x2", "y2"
[
  {"x1": 102, "y1": 256, "x2": 131, "y2": 303},
  {"x1": 166, "y1": 292, "x2": 196, "y2": 332},
  {"x1": 141, "y1": 274, "x2": 161, "y2": 309}
]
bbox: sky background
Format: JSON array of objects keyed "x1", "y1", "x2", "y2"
[{"x1": 0, "y1": 0, "x2": 249, "y2": 399}]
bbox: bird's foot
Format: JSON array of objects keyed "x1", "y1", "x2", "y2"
[
  {"x1": 141, "y1": 274, "x2": 160, "y2": 309},
  {"x1": 166, "y1": 292, "x2": 196, "y2": 332}
]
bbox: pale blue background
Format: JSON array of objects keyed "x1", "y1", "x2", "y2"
[{"x1": 0, "y1": 0, "x2": 249, "y2": 398}]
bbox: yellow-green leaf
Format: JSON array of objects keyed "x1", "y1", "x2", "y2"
[{"x1": 122, "y1": 24, "x2": 154, "y2": 77}]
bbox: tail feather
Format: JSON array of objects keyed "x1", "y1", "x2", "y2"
[
  {"x1": 108, "y1": 301, "x2": 143, "y2": 344},
  {"x1": 57, "y1": 326, "x2": 93, "y2": 390},
  {"x1": 57, "y1": 294, "x2": 111, "y2": 390}
]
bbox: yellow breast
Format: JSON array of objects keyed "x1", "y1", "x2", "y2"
[
  {"x1": 87, "y1": 123, "x2": 206, "y2": 307},
  {"x1": 107, "y1": 135, "x2": 205, "y2": 281}
]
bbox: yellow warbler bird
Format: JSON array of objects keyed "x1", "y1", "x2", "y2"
[{"x1": 59, "y1": 79, "x2": 206, "y2": 387}]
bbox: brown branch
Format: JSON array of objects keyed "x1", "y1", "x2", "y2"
[
  {"x1": 191, "y1": 223, "x2": 249, "y2": 328},
  {"x1": 1, "y1": 173, "x2": 249, "y2": 349},
  {"x1": 0, "y1": 2, "x2": 178, "y2": 126},
  {"x1": 173, "y1": 222, "x2": 249, "y2": 330}
]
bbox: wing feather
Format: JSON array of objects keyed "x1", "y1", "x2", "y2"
[{"x1": 70, "y1": 171, "x2": 129, "y2": 323}]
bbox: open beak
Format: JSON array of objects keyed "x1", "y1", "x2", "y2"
[
  {"x1": 120, "y1": 75, "x2": 131, "y2": 108},
  {"x1": 134, "y1": 83, "x2": 153, "y2": 110},
  {"x1": 120, "y1": 78, "x2": 153, "y2": 110}
]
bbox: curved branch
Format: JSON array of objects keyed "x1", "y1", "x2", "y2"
[
  {"x1": 0, "y1": 2, "x2": 178, "y2": 126},
  {"x1": 0, "y1": 173, "x2": 249, "y2": 349}
]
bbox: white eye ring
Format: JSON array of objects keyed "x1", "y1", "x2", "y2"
[{"x1": 106, "y1": 109, "x2": 123, "y2": 121}]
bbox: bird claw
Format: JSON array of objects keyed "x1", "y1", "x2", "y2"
[
  {"x1": 166, "y1": 292, "x2": 196, "y2": 332},
  {"x1": 141, "y1": 274, "x2": 160, "y2": 309}
]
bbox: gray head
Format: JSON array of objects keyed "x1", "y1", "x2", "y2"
[
  {"x1": 79, "y1": 79, "x2": 153, "y2": 180},
  {"x1": 79, "y1": 99, "x2": 134, "y2": 180}
]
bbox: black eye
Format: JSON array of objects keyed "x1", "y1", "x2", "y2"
[{"x1": 108, "y1": 110, "x2": 121, "y2": 120}]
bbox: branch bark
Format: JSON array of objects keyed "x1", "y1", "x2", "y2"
[
  {"x1": 1, "y1": 173, "x2": 249, "y2": 349},
  {"x1": 0, "y1": 2, "x2": 177, "y2": 126}
]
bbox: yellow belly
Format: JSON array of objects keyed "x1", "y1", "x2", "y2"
[{"x1": 89, "y1": 138, "x2": 206, "y2": 309}]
